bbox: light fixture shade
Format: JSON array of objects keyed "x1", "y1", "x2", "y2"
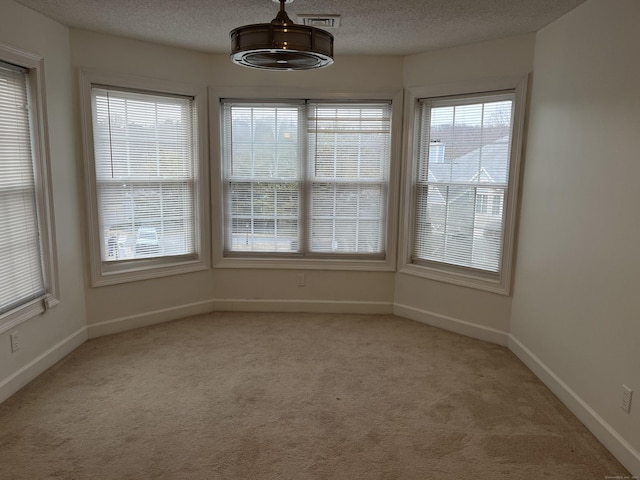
[{"x1": 230, "y1": 1, "x2": 334, "y2": 70}]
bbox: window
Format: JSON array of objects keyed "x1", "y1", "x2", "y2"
[
  {"x1": 0, "y1": 47, "x2": 58, "y2": 331},
  {"x1": 221, "y1": 100, "x2": 392, "y2": 262},
  {"x1": 223, "y1": 102, "x2": 303, "y2": 254},
  {"x1": 400, "y1": 78, "x2": 527, "y2": 294},
  {"x1": 80, "y1": 72, "x2": 209, "y2": 285}
]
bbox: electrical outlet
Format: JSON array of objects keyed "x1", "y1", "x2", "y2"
[
  {"x1": 10, "y1": 331, "x2": 20, "y2": 353},
  {"x1": 621, "y1": 385, "x2": 633, "y2": 413},
  {"x1": 295, "y1": 273, "x2": 305, "y2": 287}
]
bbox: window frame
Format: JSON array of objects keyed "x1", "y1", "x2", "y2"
[
  {"x1": 398, "y1": 76, "x2": 528, "y2": 295},
  {"x1": 210, "y1": 87, "x2": 402, "y2": 272},
  {"x1": 0, "y1": 43, "x2": 59, "y2": 334},
  {"x1": 79, "y1": 70, "x2": 210, "y2": 286}
]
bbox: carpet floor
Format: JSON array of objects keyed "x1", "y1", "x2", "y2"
[{"x1": 0, "y1": 312, "x2": 629, "y2": 479}]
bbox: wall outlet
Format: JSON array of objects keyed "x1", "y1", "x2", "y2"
[
  {"x1": 621, "y1": 385, "x2": 633, "y2": 413},
  {"x1": 296, "y1": 273, "x2": 305, "y2": 287},
  {"x1": 10, "y1": 331, "x2": 20, "y2": 353}
]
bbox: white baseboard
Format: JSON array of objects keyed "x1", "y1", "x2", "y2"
[
  {"x1": 211, "y1": 299, "x2": 394, "y2": 314},
  {"x1": 87, "y1": 299, "x2": 217, "y2": 338},
  {"x1": 509, "y1": 335, "x2": 640, "y2": 476},
  {"x1": 87, "y1": 298, "x2": 394, "y2": 338},
  {"x1": 0, "y1": 326, "x2": 87, "y2": 404},
  {"x1": 393, "y1": 303, "x2": 510, "y2": 346}
]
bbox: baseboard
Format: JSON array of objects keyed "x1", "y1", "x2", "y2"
[
  {"x1": 0, "y1": 326, "x2": 87, "y2": 404},
  {"x1": 87, "y1": 298, "x2": 394, "y2": 338},
  {"x1": 211, "y1": 299, "x2": 394, "y2": 314},
  {"x1": 87, "y1": 299, "x2": 217, "y2": 338},
  {"x1": 509, "y1": 335, "x2": 640, "y2": 476},
  {"x1": 393, "y1": 303, "x2": 510, "y2": 346}
]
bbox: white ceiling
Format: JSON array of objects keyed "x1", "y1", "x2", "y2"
[{"x1": 14, "y1": 0, "x2": 586, "y2": 56}]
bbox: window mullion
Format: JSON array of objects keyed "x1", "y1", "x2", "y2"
[
  {"x1": 355, "y1": 183, "x2": 361, "y2": 252},
  {"x1": 250, "y1": 182, "x2": 255, "y2": 250}
]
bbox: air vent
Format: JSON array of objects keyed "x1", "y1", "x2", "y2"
[{"x1": 297, "y1": 14, "x2": 341, "y2": 28}]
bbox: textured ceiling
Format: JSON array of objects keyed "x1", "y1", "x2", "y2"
[{"x1": 14, "y1": 0, "x2": 586, "y2": 56}]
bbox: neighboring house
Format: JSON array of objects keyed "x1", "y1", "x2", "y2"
[{"x1": 422, "y1": 136, "x2": 510, "y2": 270}]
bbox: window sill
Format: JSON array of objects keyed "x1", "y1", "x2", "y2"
[
  {"x1": 0, "y1": 294, "x2": 59, "y2": 335},
  {"x1": 92, "y1": 256, "x2": 210, "y2": 287},
  {"x1": 398, "y1": 263, "x2": 510, "y2": 295},
  {"x1": 215, "y1": 255, "x2": 395, "y2": 272}
]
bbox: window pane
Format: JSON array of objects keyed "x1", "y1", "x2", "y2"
[
  {"x1": 98, "y1": 182, "x2": 195, "y2": 260},
  {"x1": 310, "y1": 183, "x2": 385, "y2": 254},
  {"x1": 227, "y1": 104, "x2": 301, "y2": 180},
  {"x1": 227, "y1": 181, "x2": 300, "y2": 253},
  {"x1": 0, "y1": 65, "x2": 45, "y2": 315},
  {"x1": 223, "y1": 103, "x2": 303, "y2": 253},
  {"x1": 308, "y1": 103, "x2": 391, "y2": 255},
  {"x1": 413, "y1": 95, "x2": 514, "y2": 273},
  {"x1": 308, "y1": 104, "x2": 389, "y2": 181},
  {"x1": 92, "y1": 87, "x2": 197, "y2": 262}
]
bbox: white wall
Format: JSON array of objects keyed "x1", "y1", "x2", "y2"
[
  {"x1": 0, "y1": 1, "x2": 87, "y2": 402},
  {"x1": 395, "y1": 35, "x2": 535, "y2": 343},
  {"x1": 510, "y1": 0, "x2": 640, "y2": 474},
  {"x1": 403, "y1": 34, "x2": 535, "y2": 88}
]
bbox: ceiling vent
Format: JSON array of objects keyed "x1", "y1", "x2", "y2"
[{"x1": 297, "y1": 15, "x2": 341, "y2": 28}]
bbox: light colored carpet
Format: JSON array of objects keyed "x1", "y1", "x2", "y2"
[{"x1": 0, "y1": 312, "x2": 629, "y2": 479}]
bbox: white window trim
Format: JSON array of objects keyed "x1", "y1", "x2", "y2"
[
  {"x1": 79, "y1": 70, "x2": 211, "y2": 286},
  {"x1": 210, "y1": 87, "x2": 403, "y2": 272},
  {"x1": 398, "y1": 76, "x2": 528, "y2": 295},
  {"x1": 0, "y1": 42, "x2": 59, "y2": 334}
]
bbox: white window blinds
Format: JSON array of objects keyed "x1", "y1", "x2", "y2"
[
  {"x1": 222, "y1": 102, "x2": 304, "y2": 253},
  {"x1": 412, "y1": 93, "x2": 514, "y2": 273},
  {"x1": 308, "y1": 103, "x2": 390, "y2": 254},
  {"x1": 91, "y1": 87, "x2": 197, "y2": 262},
  {"x1": 222, "y1": 100, "x2": 391, "y2": 257},
  {"x1": 0, "y1": 62, "x2": 45, "y2": 315}
]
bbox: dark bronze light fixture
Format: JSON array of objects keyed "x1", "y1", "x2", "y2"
[{"x1": 230, "y1": 0, "x2": 334, "y2": 70}]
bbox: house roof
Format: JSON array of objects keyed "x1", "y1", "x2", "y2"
[{"x1": 428, "y1": 135, "x2": 510, "y2": 187}]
